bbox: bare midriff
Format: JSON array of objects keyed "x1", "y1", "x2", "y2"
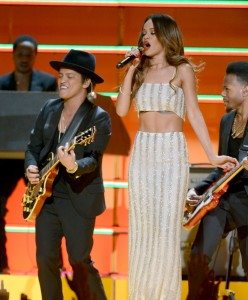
[{"x1": 138, "y1": 111, "x2": 183, "y2": 133}]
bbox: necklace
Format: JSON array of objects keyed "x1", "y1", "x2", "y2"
[
  {"x1": 231, "y1": 114, "x2": 247, "y2": 139},
  {"x1": 58, "y1": 111, "x2": 67, "y2": 142}
]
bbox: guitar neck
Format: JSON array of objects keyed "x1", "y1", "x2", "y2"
[
  {"x1": 38, "y1": 126, "x2": 96, "y2": 180},
  {"x1": 213, "y1": 163, "x2": 244, "y2": 194}
]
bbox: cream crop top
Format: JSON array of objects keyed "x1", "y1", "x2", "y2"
[{"x1": 134, "y1": 82, "x2": 186, "y2": 120}]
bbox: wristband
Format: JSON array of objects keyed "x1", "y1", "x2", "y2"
[{"x1": 66, "y1": 162, "x2": 78, "y2": 174}]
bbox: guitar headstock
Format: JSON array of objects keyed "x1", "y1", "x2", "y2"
[{"x1": 74, "y1": 126, "x2": 97, "y2": 146}]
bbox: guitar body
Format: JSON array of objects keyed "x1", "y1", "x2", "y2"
[
  {"x1": 182, "y1": 157, "x2": 246, "y2": 230},
  {"x1": 22, "y1": 126, "x2": 96, "y2": 221},
  {"x1": 183, "y1": 185, "x2": 229, "y2": 230},
  {"x1": 22, "y1": 168, "x2": 58, "y2": 221}
]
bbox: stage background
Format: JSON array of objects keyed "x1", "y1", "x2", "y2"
[{"x1": 0, "y1": 0, "x2": 247, "y2": 299}]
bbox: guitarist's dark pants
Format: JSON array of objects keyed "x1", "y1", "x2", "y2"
[
  {"x1": 36, "y1": 195, "x2": 107, "y2": 300},
  {"x1": 188, "y1": 188, "x2": 248, "y2": 299}
]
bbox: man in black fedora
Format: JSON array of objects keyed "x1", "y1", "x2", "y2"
[{"x1": 25, "y1": 49, "x2": 111, "y2": 300}]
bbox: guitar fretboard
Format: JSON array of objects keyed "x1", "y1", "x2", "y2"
[{"x1": 212, "y1": 161, "x2": 244, "y2": 194}]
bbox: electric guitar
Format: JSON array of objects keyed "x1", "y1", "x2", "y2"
[
  {"x1": 22, "y1": 126, "x2": 96, "y2": 221},
  {"x1": 183, "y1": 157, "x2": 247, "y2": 230}
]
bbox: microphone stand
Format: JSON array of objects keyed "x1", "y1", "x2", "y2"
[{"x1": 222, "y1": 229, "x2": 238, "y2": 300}]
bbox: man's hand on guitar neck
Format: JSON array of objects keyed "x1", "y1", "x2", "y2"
[
  {"x1": 57, "y1": 143, "x2": 78, "y2": 174},
  {"x1": 26, "y1": 165, "x2": 39, "y2": 185}
]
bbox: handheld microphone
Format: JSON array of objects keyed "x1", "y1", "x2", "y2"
[{"x1": 116, "y1": 47, "x2": 144, "y2": 69}]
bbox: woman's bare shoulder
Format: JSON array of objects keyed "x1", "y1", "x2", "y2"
[
  {"x1": 177, "y1": 63, "x2": 194, "y2": 74},
  {"x1": 177, "y1": 63, "x2": 195, "y2": 83}
]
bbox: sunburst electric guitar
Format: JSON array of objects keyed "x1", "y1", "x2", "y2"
[
  {"x1": 183, "y1": 157, "x2": 247, "y2": 230},
  {"x1": 22, "y1": 126, "x2": 96, "y2": 221}
]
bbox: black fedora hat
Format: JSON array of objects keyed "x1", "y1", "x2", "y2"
[{"x1": 50, "y1": 49, "x2": 104, "y2": 83}]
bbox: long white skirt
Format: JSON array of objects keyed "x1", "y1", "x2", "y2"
[{"x1": 128, "y1": 131, "x2": 189, "y2": 300}]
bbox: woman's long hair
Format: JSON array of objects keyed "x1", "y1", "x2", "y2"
[{"x1": 132, "y1": 14, "x2": 191, "y2": 95}]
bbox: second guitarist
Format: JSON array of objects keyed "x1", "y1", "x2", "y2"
[{"x1": 186, "y1": 61, "x2": 248, "y2": 300}]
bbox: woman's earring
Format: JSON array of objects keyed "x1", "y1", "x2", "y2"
[{"x1": 87, "y1": 82, "x2": 96, "y2": 102}]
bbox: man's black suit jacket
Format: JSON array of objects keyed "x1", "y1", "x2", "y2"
[
  {"x1": 194, "y1": 110, "x2": 248, "y2": 196},
  {"x1": 0, "y1": 70, "x2": 57, "y2": 91},
  {"x1": 25, "y1": 98, "x2": 111, "y2": 218}
]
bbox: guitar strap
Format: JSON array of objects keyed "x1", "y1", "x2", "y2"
[
  {"x1": 57, "y1": 99, "x2": 94, "y2": 147},
  {"x1": 239, "y1": 127, "x2": 248, "y2": 161},
  {"x1": 239, "y1": 128, "x2": 248, "y2": 181}
]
